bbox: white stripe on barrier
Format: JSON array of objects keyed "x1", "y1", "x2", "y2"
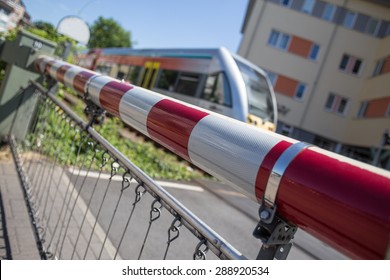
[
  {"x1": 63, "y1": 65, "x2": 84, "y2": 91},
  {"x1": 188, "y1": 114, "x2": 288, "y2": 200},
  {"x1": 47, "y1": 60, "x2": 63, "y2": 78},
  {"x1": 119, "y1": 87, "x2": 164, "y2": 137},
  {"x1": 86, "y1": 75, "x2": 115, "y2": 108}
]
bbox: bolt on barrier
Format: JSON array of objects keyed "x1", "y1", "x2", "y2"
[{"x1": 33, "y1": 55, "x2": 390, "y2": 260}]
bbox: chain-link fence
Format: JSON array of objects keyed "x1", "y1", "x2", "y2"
[{"x1": 9, "y1": 81, "x2": 245, "y2": 260}]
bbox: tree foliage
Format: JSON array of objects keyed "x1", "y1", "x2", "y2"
[
  {"x1": 88, "y1": 16, "x2": 131, "y2": 48},
  {"x1": 30, "y1": 21, "x2": 59, "y2": 41}
]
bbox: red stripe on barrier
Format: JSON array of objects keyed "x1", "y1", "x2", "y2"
[
  {"x1": 45, "y1": 60, "x2": 55, "y2": 74},
  {"x1": 73, "y1": 71, "x2": 95, "y2": 93},
  {"x1": 255, "y1": 140, "x2": 292, "y2": 203},
  {"x1": 56, "y1": 65, "x2": 71, "y2": 84},
  {"x1": 277, "y1": 149, "x2": 390, "y2": 259},
  {"x1": 34, "y1": 57, "x2": 45, "y2": 72},
  {"x1": 147, "y1": 99, "x2": 209, "y2": 162},
  {"x1": 100, "y1": 81, "x2": 133, "y2": 116}
]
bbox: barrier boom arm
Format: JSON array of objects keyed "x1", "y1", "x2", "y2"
[{"x1": 35, "y1": 56, "x2": 390, "y2": 260}]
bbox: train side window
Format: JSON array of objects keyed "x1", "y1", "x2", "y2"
[
  {"x1": 174, "y1": 73, "x2": 200, "y2": 96},
  {"x1": 117, "y1": 65, "x2": 130, "y2": 80},
  {"x1": 126, "y1": 66, "x2": 141, "y2": 84},
  {"x1": 201, "y1": 72, "x2": 232, "y2": 107},
  {"x1": 117, "y1": 71, "x2": 125, "y2": 80},
  {"x1": 157, "y1": 69, "x2": 179, "y2": 91},
  {"x1": 96, "y1": 63, "x2": 111, "y2": 75}
]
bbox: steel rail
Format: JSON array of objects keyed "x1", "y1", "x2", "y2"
[
  {"x1": 30, "y1": 80, "x2": 245, "y2": 260},
  {"x1": 35, "y1": 56, "x2": 390, "y2": 259}
]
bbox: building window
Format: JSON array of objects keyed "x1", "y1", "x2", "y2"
[
  {"x1": 325, "y1": 93, "x2": 349, "y2": 115},
  {"x1": 366, "y1": 18, "x2": 380, "y2": 36},
  {"x1": 268, "y1": 30, "x2": 290, "y2": 50},
  {"x1": 339, "y1": 54, "x2": 363, "y2": 75},
  {"x1": 302, "y1": 0, "x2": 315, "y2": 14},
  {"x1": 357, "y1": 101, "x2": 368, "y2": 118},
  {"x1": 266, "y1": 71, "x2": 277, "y2": 86},
  {"x1": 294, "y1": 83, "x2": 306, "y2": 100},
  {"x1": 343, "y1": 11, "x2": 356, "y2": 29},
  {"x1": 322, "y1": 3, "x2": 336, "y2": 21},
  {"x1": 373, "y1": 59, "x2": 385, "y2": 76},
  {"x1": 309, "y1": 44, "x2": 320, "y2": 60},
  {"x1": 280, "y1": 0, "x2": 292, "y2": 7}
]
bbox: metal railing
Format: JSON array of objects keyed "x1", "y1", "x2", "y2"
[
  {"x1": 34, "y1": 55, "x2": 390, "y2": 260},
  {"x1": 32, "y1": 56, "x2": 390, "y2": 259},
  {"x1": 9, "y1": 81, "x2": 245, "y2": 260},
  {"x1": 4, "y1": 53, "x2": 389, "y2": 260}
]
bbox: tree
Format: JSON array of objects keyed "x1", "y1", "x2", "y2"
[{"x1": 88, "y1": 16, "x2": 131, "y2": 48}]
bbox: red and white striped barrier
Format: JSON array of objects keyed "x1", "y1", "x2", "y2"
[{"x1": 35, "y1": 55, "x2": 390, "y2": 260}]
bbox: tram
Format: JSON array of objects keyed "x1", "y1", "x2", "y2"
[{"x1": 77, "y1": 47, "x2": 278, "y2": 131}]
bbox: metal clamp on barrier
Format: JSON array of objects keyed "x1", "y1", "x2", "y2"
[
  {"x1": 253, "y1": 142, "x2": 311, "y2": 260},
  {"x1": 83, "y1": 76, "x2": 106, "y2": 126}
]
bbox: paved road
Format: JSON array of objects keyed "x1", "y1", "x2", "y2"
[
  {"x1": 0, "y1": 157, "x2": 348, "y2": 260},
  {"x1": 65, "y1": 169, "x2": 348, "y2": 260}
]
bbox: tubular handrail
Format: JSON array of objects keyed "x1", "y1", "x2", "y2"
[{"x1": 35, "y1": 55, "x2": 390, "y2": 260}]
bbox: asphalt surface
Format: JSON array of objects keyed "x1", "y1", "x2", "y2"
[{"x1": 0, "y1": 158, "x2": 348, "y2": 260}]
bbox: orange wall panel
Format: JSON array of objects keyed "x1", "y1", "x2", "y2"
[
  {"x1": 365, "y1": 97, "x2": 390, "y2": 118},
  {"x1": 288, "y1": 36, "x2": 312, "y2": 58},
  {"x1": 381, "y1": 56, "x2": 390, "y2": 74},
  {"x1": 274, "y1": 75, "x2": 298, "y2": 98}
]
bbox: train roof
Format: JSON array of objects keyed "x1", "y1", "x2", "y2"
[
  {"x1": 96, "y1": 47, "x2": 230, "y2": 59},
  {"x1": 83, "y1": 47, "x2": 270, "y2": 78}
]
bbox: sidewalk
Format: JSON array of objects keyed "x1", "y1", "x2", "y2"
[{"x1": 0, "y1": 155, "x2": 40, "y2": 260}]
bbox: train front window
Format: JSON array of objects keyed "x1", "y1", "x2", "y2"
[
  {"x1": 235, "y1": 60, "x2": 274, "y2": 121},
  {"x1": 201, "y1": 72, "x2": 232, "y2": 107}
]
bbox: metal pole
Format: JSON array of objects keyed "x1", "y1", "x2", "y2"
[{"x1": 35, "y1": 55, "x2": 390, "y2": 260}]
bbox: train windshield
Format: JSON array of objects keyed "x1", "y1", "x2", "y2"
[{"x1": 235, "y1": 60, "x2": 274, "y2": 122}]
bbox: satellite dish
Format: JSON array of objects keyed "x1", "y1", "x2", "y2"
[{"x1": 57, "y1": 16, "x2": 90, "y2": 45}]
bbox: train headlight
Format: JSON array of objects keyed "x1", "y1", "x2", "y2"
[{"x1": 247, "y1": 114, "x2": 276, "y2": 132}]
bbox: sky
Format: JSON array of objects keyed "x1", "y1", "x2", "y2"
[{"x1": 22, "y1": 0, "x2": 248, "y2": 52}]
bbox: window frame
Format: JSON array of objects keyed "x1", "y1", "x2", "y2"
[
  {"x1": 294, "y1": 83, "x2": 306, "y2": 101},
  {"x1": 309, "y1": 43, "x2": 320, "y2": 60},
  {"x1": 373, "y1": 59, "x2": 385, "y2": 76},
  {"x1": 339, "y1": 54, "x2": 364, "y2": 76},
  {"x1": 386, "y1": 103, "x2": 390, "y2": 117},
  {"x1": 322, "y1": 3, "x2": 336, "y2": 21},
  {"x1": 357, "y1": 101, "x2": 368, "y2": 118},
  {"x1": 267, "y1": 30, "x2": 291, "y2": 51},
  {"x1": 366, "y1": 18, "x2": 380, "y2": 36},
  {"x1": 280, "y1": 0, "x2": 292, "y2": 7},
  {"x1": 302, "y1": 0, "x2": 315, "y2": 14},
  {"x1": 343, "y1": 11, "x2": 357, "y2": 29},
  {"x1": 325, "y1": 93, "x2": 350, "y2": 116}
]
